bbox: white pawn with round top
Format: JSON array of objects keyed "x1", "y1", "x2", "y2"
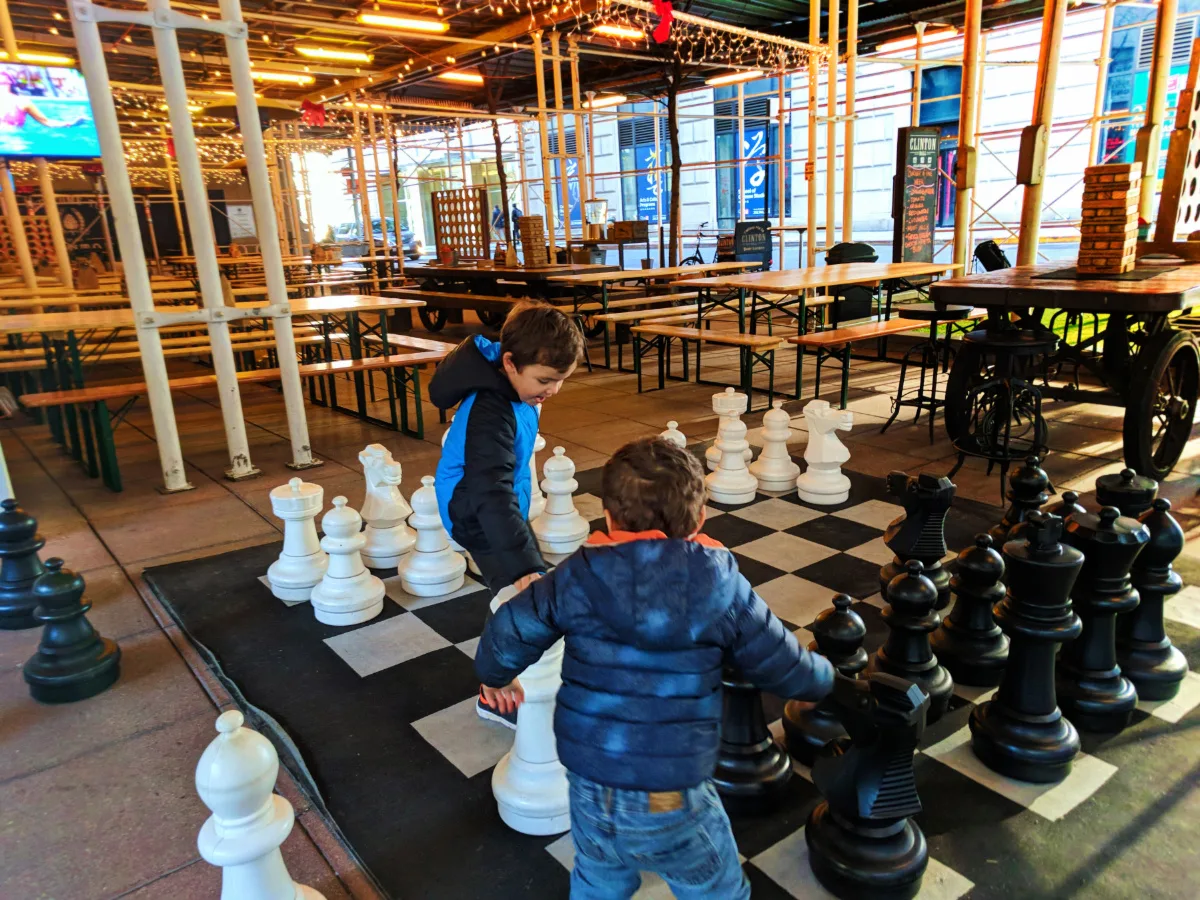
[
  {"x1": 532, "y1": 447, "x2": 589, "y2": 559},
  {"x1": 310, "y1": 497, "x2": 385, "y2": 626},
  {"x1": 397, "y1": 476, "x2": 467, "y2": 597},
  {"x1": 749, "y1": 400, "x2": 801, "y2": 492}
]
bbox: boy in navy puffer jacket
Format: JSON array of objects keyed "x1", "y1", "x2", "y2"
[{"x1": 476, "y1": 437, "x2": 834, "y2": 899}]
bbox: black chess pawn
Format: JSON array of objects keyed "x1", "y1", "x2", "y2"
[
  {"x1": 990, "y1": 455, "x2": 1051, "y2": 545},
  {"x1": 806, "y1": 673, "x2": 930, "y2": 900},
  {"x1": 712, "y1": 666, "x2": 792, "y2": 813},
  {"x1": 1043, "y1": 490, "x2": 1086, "y2": 521},
  {"x1": 931, "y1": 535, "x2": 1009, "y2": 687},
  {"x1": 1117, "y1": 499, "x2": 1189, "y2": 701},
  {"x1": 970, "y1": 512, "x2": 1083, "y2": 783},
  {"x1": 0, "y1": 498, "x2": 46, "y2": 630},
  {"x1": 782, "y1": 594, "x2": 868, "y2": 766},
  {"x1": 867, "y1": 560, "x2": 954, "y2": 723},
  {"x1": 1095, "y1": 468, "x2": 1157, "y2": 519},
  {"x1": 23, "y1": 558, "x2": 121, "y2": 703},
  {"x1": 879, "y1": 472, "x2": 956, "y2": 611}
]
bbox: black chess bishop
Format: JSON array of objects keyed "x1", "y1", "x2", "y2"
[
  {"x1": 990, "y1": 455, "x2": 1052, "y2": 544},
  {"x1": 879, "y1": 472, "x2": 955, "y2": 610}
]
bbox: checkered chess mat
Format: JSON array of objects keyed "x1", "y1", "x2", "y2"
[{"x1": 146, "y1": 453, "x2": 1200, "y2": 900}]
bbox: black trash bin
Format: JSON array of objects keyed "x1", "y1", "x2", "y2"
[{"x1": 825, "y1": 242, "x2": 879, "y2": 324}]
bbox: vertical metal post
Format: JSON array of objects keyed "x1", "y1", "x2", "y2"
[
  {"x1": 737, "y1": 81, "x2": 746, "y2": 220},
  {"x1": 969, "y1": 30, "x2": 988, "y2": 258},
  {"x1": 584, "y1": 95, "x2": 597, "y2": 198},
  {"x1": 367, "y1": 110, "x2": 392, "y2": 284},
  {"x1": 807, "y1": 2, "x2": 821, "y2": 266},
  {"x1": 532, "y1": 32, "x2": 557, "y2": 260},
  {"x1": 517, "y1": 119, "x2": 531, "y2": 219},
  {"x1": 37, "y1": 162, "x2": 73, "y2": 289},
  {"x1": 349, "y1": 95, "x2": 378, "y2": 291},
  {"x1": 826, "y1": 0, "x2": 839, "y2": 250},
  {"x1": 1138, "y1": 0, "x2": 1178, "y2": 221},
  {"x1": 842, "y1": 0, "x2": 858, "y2": 243},
  {"x1": 777, "y1": 66, "x2": 787, "y2": 268},
  {"x1": 549, "y1": 31, "x2": 573, "y2": 247},
  {"x1": 284, "y1": 125, "x2": 305, "y2": 257},
  {"x1": 96, "y1": 181, "x2": 116, "y2": 269},
  {"x1": 568, "y1": 36, "x2": 590, "y2": 211},
  {"x1": 162, "y1": 124, "x2": 188, "y2": 257},
  {"x1": 653, "y1": 98, "x2": 663, "y2": 265},
  {"x1": 953, "y1": 0, "x2": 983, "y2": 269},
  {"x1": 385, "y1": 117, "x2": 405, "y2": 277},
  {"x1": 296, "y1": 121, "x2": 316, "y2": 255},
  {"x1": 0, "y1": 164, "x2": 37, "y2": 290},
  {"x1": 912, "y1": 22, "x2": 926, "y2": 127},
  {"x1": 142, "y1": 194, "x2": 161, "y2": 265},
  {"x1": 1088, "y1": 2, "x2": 1115, "y2": 168}
]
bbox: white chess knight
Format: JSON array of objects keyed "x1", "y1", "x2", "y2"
[
  {"x1": 705, "y1": 412, "x2": 759, "y2": 505},
  {"x1": 705, "y1": 387, "x2": 753, "y2": 472},
  {"x1": 310, "y1": 497, "x2": 385, "y2": 626},
  {"x1": 266, "y1": 478, "x2": 328, "y2": 603},
  {"x1": 660, "y1": 420, "x2": 687, "y2": 449},
  {"x1": 490, "y1": 585, "x2": 570, "y2": 836},
  {"x1": 796, "y1": 399, "x2": 854, "y2": 505},
  {"x1": 358, "y1": 444, "x2": 416, "y2": 569},
  {"x1": 397, "y1": 476, "x2": 467, "y2": 597},
  {"x1": 749, "y1": 400, "x2": 801, "y2": 492},
  {"x1": 196, "y1": 710, "x2": 326, "y2": 900},
  {"x1": 532, "y1": 447, "x2": 589, "y2": 558},
  {"x1": 528, "y1": 432, "x2": 547, "y2": 522}
]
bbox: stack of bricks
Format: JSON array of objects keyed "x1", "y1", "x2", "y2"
[
  {"x1": 1078, "y1": 163, "x2": 1141, "y2": 274},
  {"x1": 517, "y1": 215, "x2": 548, "y2": 266}
]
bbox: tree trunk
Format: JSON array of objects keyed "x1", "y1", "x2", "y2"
[
  {"x1": 485, "y1": 73, "x2": 514, "y2": 248},
  {"x1": 667, "y1": 57, "x2": 683, "y2": 268}
]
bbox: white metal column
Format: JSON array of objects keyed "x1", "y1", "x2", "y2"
[{"x1": 0, "y1": 164, "x2": 37, "y2": 290}]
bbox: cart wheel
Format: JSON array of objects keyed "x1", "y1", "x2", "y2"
[
  {"x1": 477, "y1": 309, "x2": 506, "y2": 329},
  {"x1": 943, "y1": 341, "x2": 989, "y2": 443},
  {"x1": 580, "y1": 317, "x2": 606, "y2": 339},
  {"x1": 418, "y1": 308, "x2": 448, "y2": 332},
  {"x1": 1123, "y1": 329, "x2": 1200, "y2": 481}
]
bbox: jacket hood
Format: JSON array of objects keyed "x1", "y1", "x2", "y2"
[{"x1": 429, "y1": 335, "x2": 518, "y2": 410}]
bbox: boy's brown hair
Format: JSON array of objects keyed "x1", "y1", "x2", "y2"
[
  {"x1": 602, "y1": 437, "x2": 706, "y2": 538},
  {"x1": 500, "y1": 302, "x2": 584, "y2": 371}
]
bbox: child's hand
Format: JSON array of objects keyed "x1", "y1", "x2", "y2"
[
  {"x1": 514, "y1": 572, "x2": 543, "y2": 593},
  {"x1": 481, "y1": 679, "x2": 525, "y2": 715}
]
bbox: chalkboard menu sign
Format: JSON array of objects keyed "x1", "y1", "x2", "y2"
[
  {"x1": 892, "y1": 127, "x2": 940, "y2": 264},
  {"x1": 734, "y1": 219, "x2": 772, "y2": 265}
]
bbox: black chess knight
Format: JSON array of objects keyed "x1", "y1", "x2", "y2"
[
  {"x1": 931, "y1": 534, "x2": 1009, "y2": 687},
  {"x1": 712, "y1": 666, "x2": 792, "y2": 813},
  {"x1": 880, "y1": 472, "x2": 955, "y2": 610}
]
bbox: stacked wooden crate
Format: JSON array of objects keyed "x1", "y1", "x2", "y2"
[
  {"x1": 1078, "y1": 163, "x2": 1141, "y2": 274},
  {"x1": 517, "y1": 215, "x2": 547, "y2": 266}
]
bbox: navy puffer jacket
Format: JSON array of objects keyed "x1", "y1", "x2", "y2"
[{"x1": 475, "y1": 532, "x2": 834, "y2": 791}]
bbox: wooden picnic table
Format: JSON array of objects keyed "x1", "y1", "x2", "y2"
[{"x1": 546, "y1": 260, "x2": 758, "y2": 285}]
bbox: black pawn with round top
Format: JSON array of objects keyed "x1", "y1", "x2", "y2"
[
  {"x1": 712, "y1": 666, "x2": 792, "y2": 813},
  {"x1": 970, "y1": 512, "x2": 1083, "y2": 783},
  {"x1": 879, "y1": 472, "x2": 956, "y2": 611},
  {"x1": 1095, "y1": 467, "x2": 1157, "y2": 519},
  {"x1": 782, "y1": 594, "x2": 868, "y2": 765},
  {"x1": 1058, "y1": 506, "x2": 1148, "y2": 732},
  {"x1": 0, "y1": 498, "x2": 46, "y2": 630},
  {"x1": 1043, "y1": 490, "x2": 1086, "y2": 521},
  {"x1": 1118, "y1": 498, "x2": 1189, "y2": 701},
  {"x1": 867, "y1": 560, "x2": 953, "y2": 723},
  {"x1": 23, "y1": 558, "x2": 121, "y2": 703},
  {"x1": 931, "y1": 535, "x2": 1009, "y2": 687},
  {"x1": 990, "y1": 455, "x2": 1052, "y2": 545}
]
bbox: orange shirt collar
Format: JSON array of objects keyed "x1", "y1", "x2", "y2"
[{"x1": 587, "y1": 529, "x2": 725, "y2": 549}]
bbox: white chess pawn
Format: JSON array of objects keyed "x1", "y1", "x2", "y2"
[
  {"x1": 266, "y1": 478, "x2": 328, "y2": 602},
  {"x1": 397, "y1": 476, "x2": 467, "y2": 597},
  {"x1": 528, "y1": 432, "x2": 547, "y2": 522},
  {"x1": 749, "y1": 400, "x2": 801, "y2": 492},
  {"x1": 706, "y1": 387, "x2": 753, "y2": 472},
  {"x1": 532, "y1": 447, "x2": 589, "y2": 558},
  {"x1": 441, "y1": 419, "x2": 482, "y2": 577},
  {"x1": 705, "y1": 415, "x2": 759, "y2": 505},
  {"x1": 796, "y1": 399, "x2": 854, "y2": 505},
  {"x1": 196, "y1": 710, "x2": 326, "y2": 900},
  {"x1": 310, "y1": 497, "x2": 385, "y2": 626},
  {"x1": 358, "y1": 444, "x2": 416, "y2": 569},
  {"x1": 660, "y1": 420, "x2": 687, "y2": 449},
  {"x1": 490, "y1": 585, "x2": 570, "y2": 836}
]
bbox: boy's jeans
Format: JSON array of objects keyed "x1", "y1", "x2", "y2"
[{"x1": 566, "y1": 772, "x2": 750, "y2": 900}]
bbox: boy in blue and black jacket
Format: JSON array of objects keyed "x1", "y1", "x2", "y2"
[
  {"x1": 430, "y1": 302, "x2": 583, "y2": 727},
  {"x1": 476, "y1": 437, "x2": 835, "y2": 899}
]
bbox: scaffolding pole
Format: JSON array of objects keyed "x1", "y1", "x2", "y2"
[
  {"x1": 842, "y1": 0, "x2": 858, "y2": 243},
  {"x1": 912, "y1": 23, "x2": 926, "y2": 128},
  {"x1": 777, "y1": 66, "x2": 786, "y2": 268},
  {"x1": 568, "y1": 36, "x2": 590, "y2": 226},
  {"x1": 1087, "y1": 1, "x2": 1116, "y2": 169},
  {"x1": 826, "y1": 0, "x2": 839, "y2": 250},
  {"x1": 162, "y1": 124, "x2": 188, "y2": 258},
  {"x1": 532, "y1": 33, "x2": 557, "y2": 261},
  {"x1": 953, "y1": 0, "x2": 984, "y2": 269},
  {"x1": 350, "y1": 94, "x2": 379, "y2": 292},
  {"x1": 367, "y1": 110, "x2": 393, "y2": 284},
  {"x1": 1138, "y1": 0, "x2": 1178, "y2": 223},
  {"x1": 385, "y1": 117, "x2": 405, "y2": 278},
  {"x1": 549, "y1": 31, "x2": 574, "y2": 247},
  {"x1": 807, "y1": 0, "x2": 820, "y2": 265}
]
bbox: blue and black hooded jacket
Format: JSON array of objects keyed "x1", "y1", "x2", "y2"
[
  {"x1": 475, "y1": 530, "x2": 835, "y2": 791},
  {"x1": 430, "y1": 335, "x2": 545, "y2": 588}
]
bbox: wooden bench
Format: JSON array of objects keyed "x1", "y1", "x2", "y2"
[
  {"x1": 631, "y1": 323, "x2": 784, "y2": 408},
  {"x1": 575, "y1": 291, "x2": 701, "y2": 314},
  {"x1": 382, "y1": 287, "x2": 529, "y2": 330}
]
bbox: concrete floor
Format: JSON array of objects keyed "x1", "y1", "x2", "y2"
[{"x1": 3, "y1": 321, "x2": 1199, "y2": 899}]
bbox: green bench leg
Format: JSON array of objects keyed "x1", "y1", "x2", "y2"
[
  {"x1": 92, "y1": 400, "x2": 123, "y2": 492},
  {"x1": 840, "y1": 345, "x2": 851, "y2": 410}
]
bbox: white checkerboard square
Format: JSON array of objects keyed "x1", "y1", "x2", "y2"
[
  {"x1": 1136, "y1": 670, "x2": 1200, "y2": 724},
  {"x1": 731, "y1": 498, "x2": 824, "y2": 531},
  {"x1": 575, "y1": 492, "x2": 605, "y2": 523},
  {"x1": 733, "y1": 532, "x2": 838, "y2": 572},
  {"x1": 844, "y1": 537, "x2": 895, "y2": 567},
  {"x1": 412, "y1": 695, "x2": 514, "y2": 777},
  {"x1": 324, "y1": 614, "x2": 452, "y2": 677},
  {"x1": 832, "y1": 499, "x2": 903, "y2": 531},
  {"x1": 383, "y1": 573, "x2": 487, "y2": 611},
  {"x1": 756, "y1": 574, "x2": 839, "y2": 628},
  {"x1": 1165, "y1": 585, "x2": 1200, "y2": 631},
  {"x1": 256, "y1": 574, "x2": 309, "y2": 607}
]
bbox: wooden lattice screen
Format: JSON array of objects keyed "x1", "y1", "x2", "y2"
[{"x1": 431, "y1": 187, "x2": 490, "y2": 260}]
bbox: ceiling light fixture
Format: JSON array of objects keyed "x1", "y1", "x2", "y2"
[
  {"x1": 250, "y1": 71, "x2": 315, "y2": 84},
  {"x1": 593, "y1": 24, "x2": 645, "y2": 40},
  {"x1": 294, "y1": 45, "x2": 374, "y2": 63},
  {"x1": 704, "y1": 69, "x2": 763, "y2": 87},
  {"x1": 437, "y1": 70, "x2": 484, "y2": 85},
  {"x1": 584, "y1": 93, "x2": 626, "y2": 109},
  {"x1": 0, "y1": 50, "x2": 76, "y2": 65},
  {"x1": 356, "y1": 13, "x2": 449, "y2": 33}
]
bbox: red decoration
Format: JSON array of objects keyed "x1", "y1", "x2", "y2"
[
  {"x1": 166, "y1": 138, "x2": 175, "y2": 159},
  {"x1": 652, "y1": 0, "x2": 673, "y2": 43},
  {"x1": 301, "y1": 99, "x2": 326, "y2": 127}
]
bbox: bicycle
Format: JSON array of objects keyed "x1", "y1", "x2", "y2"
[{"x1": 680, "y1": 222, "x2": 712, "y2": 266}]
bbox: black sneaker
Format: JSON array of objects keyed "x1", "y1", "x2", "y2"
[{"x1": 476, "y1": 687, "x2": 518, "y2": 730}]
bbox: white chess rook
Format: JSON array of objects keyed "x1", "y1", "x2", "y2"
[
  {"x1": 706, "y1": 414, "x2": 759, "y2": 505},
  {"x1": 660, "y1": 420, "x2": 687, "y2": 449},
  {"x1": 196, "y1": 711, "x2": 325, "y2": 900},
  {"x1": 706, "y1": 388, "x2": 753, "y2": 472},
  {"x1": 266, "y1": 478, "x2": 328, "y2": 603},
  {"x1": 532, "y1": 447, "x2": 588, "y2": 558},
  {"x1": 359, "y1": 444, "x2": 416, "y2": 569},
  {"x1": 397, "y1": 476, "x2": 467, "y2": 597},
  {"x1": 749, "y1": 400, "x2": 801, "y2": 491},
  {"x1": 310, "y1": 497, "x2": 385, "y2": 626},
  {"x1": 528, "y1": 433, "x2": 547, "y2": 522},
  {"x1": 796, "y1": 399, "x2": 854, "y2": 505},
  {"x1": 490, "y1": 585, "x2": 570, "y2": 836}
]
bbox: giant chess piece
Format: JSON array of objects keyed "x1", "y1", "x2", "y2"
[
  {"x1": 442, "y1": 417, "x2": 482, "y2": 575},
  {"x1": 1095, "y1": 467, "x2": 1157, "y2": 519},
  {"x1": 358, "y1": 444, "x2": 416, "y2": 569},
  {"x1": 796, "y1": 400, "x2": 853, "y2": 505},
  {"x1": 970, "y1": 512, "x2": 1083, "y2": 783},
  {"x1": 0, "y1": 498, "x2": 45, "y2": 630},
  {"x1": 705, "y1": 387, "x2": 753, "y2": 472},
  {"x1": 749, "y1": 400, "x2": 801, "y2": 491},
  {"x1": 1057, "y1": 506, "x2": 1149, "y2": 732},
  {"x1": 660, "y1": 420, "x2": 687, "y2": 449},
  {"x1": 930, "y1": 535, "x2": 1009, "y2": 687},
  {"x1": 879, "y1": 472, "x2": 955, "y2": 611},
  {"x1": 310, "y1": 497, "x2": 385, "y2": 626},
  {"x1": 713, "y1": 667, "x2": 792, "y2": 812},
  {"x1": 196, "y1": 710, "x2": 326, "y2": 900},
  {"x1": 1043, "y1": 490, "x2": 1086, "y2": 521},
  {"x1": 1118, "y1": 498, "x2": 1189, "y2": 701},
  {"x1": 23, "y1": 558, "x2": 121, "y2": 703},
  {"x1": 806, "y1": 673, "x2": 930, "y2": 900},
  {"x1": 532, "y1": 447, "x2": 589, "y2": 557},
  {"x1": 490, "y1": 585, "x2": 570, "y2": 835},
  {"x1": 266, "y1": 478, "x2": 328, "y2": 602},
  {"x1": 705, "y1": 413, "x2": 759, "y2": 505},
  {"x1": 398, "y1": 476, "x2": 467, "y2": 597},
  {"x1": 782, "y1": 594, "x2": 868, "y2": 766},
  {"x1": 528, "y1": 432, "x2": 547, "y2": 522},
  {"x1": 990, "y1": 455, "x2": 1051, "y2": 544}
]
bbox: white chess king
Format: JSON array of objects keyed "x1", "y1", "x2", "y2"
[
  {"x1": 706, "y1": 388, "x2": 753, "y2": 472},
  {"x1": 266, "y1": 478, "x2": 328, "y2": 602},
  {"x1": 310, "y1": 497, "x2": 385, "y2": 626},
  {"x1": 796, "y1": 399, "x2": 854, "y2": 505},
  {"x1": 359, "y1": 445, "x2": 416, "y2": 569},
  {"x1": 749, "y1": 400, "x2": 801, "y2": 492},
  {"x1": 397, "y1": 476, "x2": 467, "y2": 597}
]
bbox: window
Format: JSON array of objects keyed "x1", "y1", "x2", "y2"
[
  {"x1": 1138, "y1": 17, "x2": 1195, "y2": 69},
  {"x1": 617, "y1": 106, "x2": 671, "y2": 224},
  {"x1": 547, "y1": 130, "x2": 582, "y2": 227},
  {"x1": 917, "y1": 67, "x2": 961, "y2": 227},
  {"x1": 713, "y1": 79, "x2": 791, "y2": 230}
]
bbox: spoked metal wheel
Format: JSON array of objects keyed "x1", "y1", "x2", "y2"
[
  {"x1": 1123, "y1": 329, "x2": 1200, "y2": 481},
  {"x1": 477, "y1": 308, "x2": 506, "y2": 329},
  {"x1": 418, "y1": 307, "x2": 449, "y2": 332},
  {"x1": 944, "y1": 340, "x2": 1049, "y2": 454}
]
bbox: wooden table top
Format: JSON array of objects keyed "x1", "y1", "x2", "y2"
[
  {"x1": 673, "y1": 261, "x2": 962, "y2": 293},
  {"x1": 410, "y1": 262, "x2": 618, "y2": 279},
  {"x1": 0, "y1": 279, "x2": 195, "y2": 299},
  {"x1": 929, "y1": 263, "x2": 1200, "y2": 312},
  {"x1": 548, "y1": 260, "x2": 758, "y2": 285}
]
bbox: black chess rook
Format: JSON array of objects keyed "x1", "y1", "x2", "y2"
[
  {"x1": 931, "y1": 534, "x2": 1009, "y2": 687},
  {"x1": 990, "y1": 455, "x2": 1052, "y2": 544},
  {"x1": 879, "y1": 472, "x2": 955, "y2": 611},
  {"x1": 712, "y1": 666, "x2": 792, "y2": 813},
  {"x1": 0, "y1": 498, "x2": 46, "y2": 630}
]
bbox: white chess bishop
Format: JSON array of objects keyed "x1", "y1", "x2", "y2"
[
  {"x1": 660, "y1": 420, "x2": 687, "y2": 449},
  {"x1": 358, "y1": 444, "x2": 416, "y2": 569},
  {"x1": 705, "y1": 412, "x2": 759, "y2": 505},
  {"x1": 796, "y1": 399, "x2": 854, "y2": 505},
  {"x1": 532, "y1": 447, "x2": 589, "y2": 558},
  {"x1": 266, "y1": 478, "x2": 328, "y2": 602},
  {"x1": 528, "y1": 432, "x2": 547, "y2": 522},
  {"x1": 749, "y1": 400, "x2": 801, "y2": 491},
  {"x1": 397, "y1": 476, "x2": 467, "y2": 597},
  {"x1": 706, "y1": 388, "x2": 753, "y2": 472},
  {"x1": 310, "y1": 497, "x2": 385, "y2": 626},
  {"x1": 196, "y1": 710, "x2": 326, "y2": 900}
]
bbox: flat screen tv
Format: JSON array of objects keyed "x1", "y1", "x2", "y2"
[{"x1": 0, "y1": 64, "x2": 100, "y2": 159}]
